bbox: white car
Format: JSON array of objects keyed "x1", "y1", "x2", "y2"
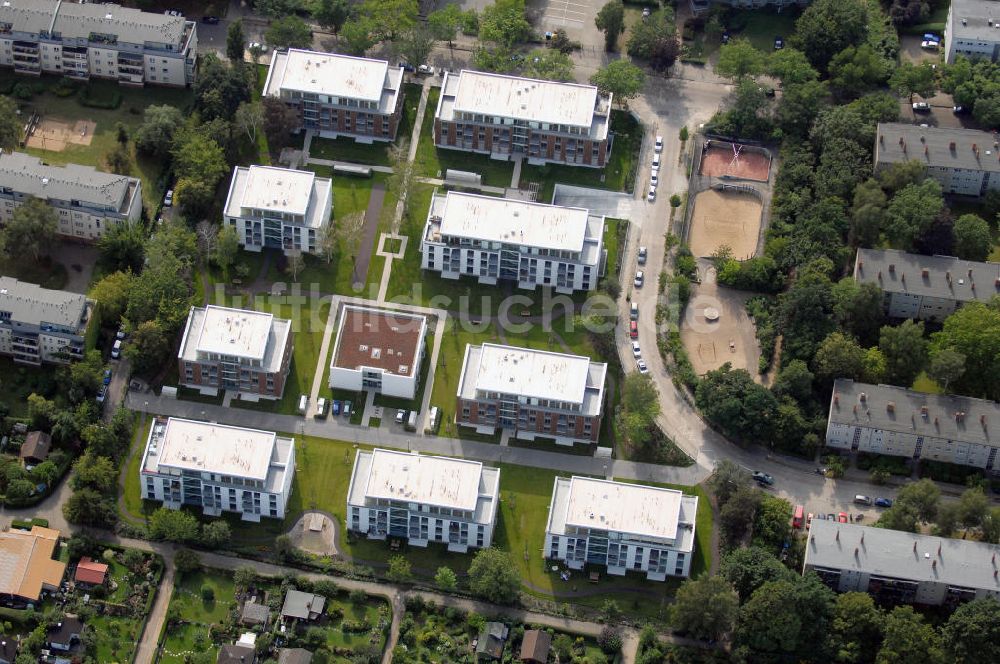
[
  {"x1": 652, "y1": 153, "x2": 661, "y2": 169},
  {"x1": 912, "y1": 101, "x2": 930, "y2": 111},
  {"x1": 163, "y1": 189, "x2": 173, "y2": 207},
  {"x1": 654, "y1": 135, "x2": 663, "y2": 153},
  {"x1": 920, "y1": 40, "x2": 939, "y2": 50},
  {"x1": 248, "y1": 42, "x2": 269, "y2": 54},
  {"x1": 637, "y1": 359, "x2": 649, "y2": 374},
  {"x1": 647, "y1": 186, "x2": 656, "y2": 202},
  {"x1": 637, "y1": 246, "x2": 647, "y2": 265},
  {"x1": 634, "y1": 271, "x2": 644, "y2": 288},
  {"x1": 632, "y1": 341, "x2": 641, "y2": 358},
  {"x1": 417, "y1": 64, "x2": 435, "y2": 75},
  {"x1": 650, "y1": 170, "x2": 659, "y2": 186}
]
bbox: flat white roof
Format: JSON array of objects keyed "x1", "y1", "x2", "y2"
[
  {"x1": 433, "y1": 191, "x2": 590, "y2": 252},
  {"x1": 473, "y1": 343, "x2": 591, "y2": 404},
  {"x1": 363, "y1": 449, "x2": 483, "y2": 511},
  {"x1": 195, "y1": 305, "x2": 274, "y2": 361},
  {"x1": 238, "y1": 166, "x2": 315, "y2": 216},
  {"x1": 153, "y1": 418, "x2": 276, "y2": 481},
  {"x1": 564, "y1": 477, "x2": 682, "y2": 540},
  {"x1": 268, "y1": 48, "x2": 388, "y2": 101},
  {"x1": 452, "y1": 70, "x2": 599, "y2": 128}
]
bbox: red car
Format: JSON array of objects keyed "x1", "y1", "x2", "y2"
[
  {"x1": 838, "y1": 512, "x2": 848, "y2": 524},
  {"x1": 629, "y1": 321, "x2": 638, "y2": 339}
]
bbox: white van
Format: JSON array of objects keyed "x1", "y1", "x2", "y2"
[
  {"x1": 111, "y1": 339, "x2": 122, "y2": 359},
  {"x1": 298, "y1": 395, "x2": 309, "y2": 414}
]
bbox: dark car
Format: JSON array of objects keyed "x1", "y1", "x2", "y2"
[
  {"x1": 752, "y1": 471, "x2": 774, "y2": 486},
  {"x1": 953, "y1": 105, "x2": 970, "y2": 114},
  {"x1": 102, "y1": 368, "x2": 112, "y2": 385},
  {"x1": 201, "y1": 16, "x2": 220, "y2": 24},
  {"x1": 721, "y1": 32, "x2": 731, "y2": 44},
  {"x1": 774, "y1": 36, "x2": 784, "y2": 50},
  {"x1": 875, "y1": 497, "x2": 893, "y2": 508}
]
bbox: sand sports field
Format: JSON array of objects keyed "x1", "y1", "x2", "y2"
[
  {"x1": 688, "y1": 189, "x2": 763, "y2": 260},
  {"x1": 699, "y1": 141, "x2": 771, "y2": 181},
  {"x1": 25, "y1": 117, "x2": 96, "y2": 152}
]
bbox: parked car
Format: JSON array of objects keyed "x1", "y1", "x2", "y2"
[
  {"x1": 102, "y1": 368, "x2": 112, "y2": 385},
  {"x1": 314, "y1": 397, "x2": 328, "y2": 418},
  {"x1": 650, "y1": 170, "x2": 659, "y2": 186},
  {"x1": 721, "y1": 32, "x2": 731, "y2": 44},
  {"x1": 642, "y1": 7, "x2": 651, "y2": 17},
  {"x1": 854, "y1": 495, "x2": 873, "y2": 506},
  {"x1": 163, "y1": 189, "x2": 173, "y2": 207},
  {"x1": 417, "y1": 64, "x2": 435, "y2": 75},
  {"x1": 827, "y1": 513, "x2": 836, "y2": 522},
  {"x1": 752, "y1": 471, "x2": 774, "y2": 486},
  {"x1": 647, "y1": 186, "x2": 656, "y2": 202},
  {"x1": 953, "y1": 105, "x2": 969, "y2": 114},
  {"x1": 111, "y1": 339, "x2": 122, "y2": 359},
  {"x1": 630, "y1": 302, "x2": 639, "y2": 320},
  {"x1": 652, "y1": 153, "x2": 661, "y2": 169},
  {"x1": 629, "y1": 320, "x2": 638, "y2": 339},
  {"x1": 396, "y1": 409, "x2": 407, "y2": 424},
  {"x1": 923, "y1": 33, "x2": 941, "y2": 43},
  {"x1": 838, "y1": 512, "x2": 849, "y2": 523},
  {"x1": 248, "y1": 42, "x2": 269, "y2": 54},
  {"x1": 634, "y1": 271, "x2": 644, "y2": 288},
  {"x1": 875, "y1": 497, "x2": 893, "y2": 508},
  {"x1": 912, "y1": 101, "x2": 930, "y2": 112},
  {"x1": 343, "y1": 401, "x2": 352, "y2": 417},
  {"x1": 636, "y1": 359, "x2": 649, "y2": 374},
  {"x1": 115, "y1": 328, "x2": 127, "y2": 341},
  {"x1": 332, "y1": 399, "x2": 341, "y2": 416},
  {"x1": 96, "y1": 385, "x2": 108, "y2": 405},
  {"x1": 201, "y1": 16, "x2": 220, "y2": 24},
  {"x1": 920, "y1": 40, "x2": 939, "y2": 50},
  {"x1": 654, "y1": 135, "x2": 663, "y2": 153},
  {"x1": 632, "y1": 341, "x2": 641, "y2": 358},
  {"x1": 774, "y1": 36, "x2": 784, "y2": 50},
  {"x1": 806, "y1": 512, "x2": 814, "y2": 529}
]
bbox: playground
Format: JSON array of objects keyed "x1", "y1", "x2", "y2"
[
  {"x1": 25, "y1": 115, "x2": 97, "y2": 152},
  {"x1": 687, "y1": 187, "x2": 763, "y2": 260},
  {"x1": 698, "y1": 140, "x2": 771, "y2": 181}
]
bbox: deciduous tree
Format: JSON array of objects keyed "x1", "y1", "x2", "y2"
[
  {"x1": 720, "y1": 546, "x2": 794, "y2": 602},
  {"x1": 0, "y1": 197, "x2": 57, "y2": 262},
  {"x1": 791, "y1": 0, "x2": 869, "y2": 71},
  {"x1": 716, "y1": 38, "x2": 766, "y2": 80},
  {"x1": 830, "y1": 592, "x2": 884, "y2": 664},
  {"x1": 877, "y1": 606, "x2": 944, "y2": 664},
  {"x1": 226, "y1": 19, "x2": 246, "y2": 62},
  {"x1": 316, "y1": 0, "x2": 350, "y2": 35},
  {"x1": 149, "y1": 507, "x2": 200, "y2": 542},
  {"x1": 479, "y1": 0, "x2": 531, "y2": 48},
  {"x1": 0, "y1": 95, "x2": 20, "y2": 151},
  {"x1": 671, "y1": 576, "x2": 739, "y2": 641},
  {"x1": 135, "y1": 104, "x2": 184, "y2": 158},
  {"x1": 878, "y1": 320, "x2": 928, "y2": 386},
  {"x1": 927, "y1": 348, "x2": 965, "y2": 392},
  {"x1": 952, "y1": 213, "x2": 992, "y2": 261},
  {"x1": 931, "y1": 301, "x2": 1000, "y2": 400},
  {"x1": 467, "y1": 547, "x2": 520, "y2": 604},
  {"x1": 521, "y1": 48, "x2": 574, "y2": 82},
  {"x1": 434, "y1": 566, "x2": 457, "y2": 591},
  {"x1": 589, "y1": 60, "x2": 645, "y2": 106},
  {"x1": 89, "y1": 271, "x2": 132, "y2": 323},
  {"x1": 594, "y1": 1, "x2": 625, "y2": 52},
  {"x1": 266, "y1": 16, "x2": 313, "y2": 50}
]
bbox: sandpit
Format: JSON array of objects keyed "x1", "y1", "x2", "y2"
[
  {"x1": 25, "y1": 117, "x2": 96, "y2": 152},
  {"x1": 688, "y1": 189, "x2": 763, "y2": 260}
]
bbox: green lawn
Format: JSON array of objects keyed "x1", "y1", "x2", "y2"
[
  {"x1": 395, "y1": 82, "x2": 424, "y2": 147},
  {"x1": 520, "y1": 110, "x2": 643, "y2": 203},
  {"x1": 725, "y1": 8, "x2": 802, "y2": 52},
  {"x1": 5, "y1": 74, "x2": 194, "y2": 212},
  {"x1": 159, "y1": 622, "x2": 217, "y2": 664},
  {"x1": 0, "y1": 357, "x2": 61, "y2": 417},
  {"x1": 413, "y1": 87, "x2": 516, "y2": 187},
  {"x1": 90, "y1": 613, "x2": 144, "y2": 663},
  {"x1": 309, "y1": 135, "x2": 394, "y2": 167},
  {"x1": 3, "y1": 256, "x2": 68, "y2": 290},
  {"x1": 171, "y1": 569, "x2": 237, "y2": 624}
]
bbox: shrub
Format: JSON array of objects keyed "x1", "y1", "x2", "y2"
[
  {"x1": 350, "y1": 589, "x2": 369, "y2": 605},
  {"x1": 598, "y1": 626, "x2": 623, "y2": 654},
  {"x1": 77, "y1": 86, "x2": 122, "y2": 109},
  {"x1": 200, "y1": 584, "x2": 215, "y2": 602}
]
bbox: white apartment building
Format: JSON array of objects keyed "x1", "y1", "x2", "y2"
[
  {"x1": 263, "y1": 48, "x2": 404, "y2": 141},
  {"x1": 421, "y1": 191, "x2": 605, "y2": 294},
  {"x1": 874, "y1": 123, "x2": 1000, "y2": 197},
  {"x1": 805, "y1": 519, "x2": 1000, "y2": 606},
  {"x1": 346, "y1": 449, "x2": 501, "y2": 553},
  {"x1": 826, "y1": 379, "x2": 1000, "y2": 472},
  {"x1": 0, "y1": 1, "x2": 197, "y2": 87},
  {"x1": 328, "y1": 304, "x2": 428, "y2": 399},
  {"x1": 0, "y1": 276, "x2": 91, "y2": 365},
  {"x1": 945, "y1": 0, "x2": 1000, "y2": 63},
  {"x1": 0, "y1": 151, "x2": 142, "y2": 241},
  {"x1": 141, "y1": 418, "x2": 295, "y2": 522},
  {"x1": 544, "y1": 477, "x2": 698, "y2": 581},
  {"x1": 854, "y1": 248, "x2": 1000, "y2": 322},
  {"x1": 434, "y1": 70, "x2": 612, "y2": 167},
  {"x1": 223, "y1": 165, "x2": 333, "y2": 255}
]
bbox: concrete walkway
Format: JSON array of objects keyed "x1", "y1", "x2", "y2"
[
  {"x1": 353, "y1": 180, "x2": 387, "y2": 288},
  {"x1": 307, "y1": 298, "x2": 338, "y2": 409},
  {"x1": 511, "y1": 156, "x2": 523, "y2": 188}
]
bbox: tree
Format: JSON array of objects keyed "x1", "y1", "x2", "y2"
[
  {"x1": 708, "y1": 459, "x2": 752, "y2": 506},
  {"x1": 695, "y1": 364, "x2": 779, "y2": 443},
  {"x1": 850, "y1": 178, "x2": 887, "y2": 247},
  {"x1": 931, "y1": 301, "x2": 1000, "y2": 400},
  {"x1": 878, "y1": 320, "x2": 928, "y2": 386},
  {"x1": 594, "y1": 1, "x2": 625, "y2": 52},
  {"x1": 830, "y1": 592, "x2": 884, "y2": 664},
  {"x1": 89, "y1": 271, "x2": 132, "y2": 323},
  {"x1": 98, "y1": 221, "x2": 146, "y2": 274},
  {"x1": 877, "y1": 606, "x2": 944, "y2": 664},
  {"x1": 467, "y1": 547, "x2": 520, "y2": 604},
  {"x1": 434, "y1": 566, "x2": 457, "y2": 591},
  {"x1": 124, "y1": 320, "x2": 171, "y2": 376},
  {"x1": 618, "y1": 372, "x2": 659, "y2": 446},
  {"x1": 0, "y1": 95, "x2": 20, "y2": 151},
  {"x1": 174, "y1": 549, "x2": 201, "y2": 575},
  {"x1": 0, "y1": 197, "x2": 57, "y2": 262},
  {"x1": 354, "y1": 0, "x2": 418, "y2": 43},
  {"x1": 832, "y1": 278, "x2": 884, "y2": 345},
  {"x1": 716, "y1": 38, "x2": 766, "y2": 80},
  {"x1": 958, "y1": 486, "x2": 989, "y2": 529},
  {"x1": 776, "y1": 78, "x2": 828, "y2": 138},
  {"x1": 719, "y1": 484, "x2": 762, "y2": 545},
  {"x1": 480, "y1": 0, "x2": 530, "y2": 48},
  {"x1": 712, "y1": 77, "x2": 773, "y2": 139},
  {"x1": 428, "y1": 5, "x2": 463, "y2": 48},
  {"x1": 521, "y1": 48, "x2": 574, "y2": 82},
  {"x1": 149, "y1": 508, "x2": 200, "y2": 542},
  {"x1": 753, "y1": 495, "x2": 793, "y2": 551},
  {"x1": 386, "y1": 555, "x2": 412, "y2": 582},
  {"x1": 266, "y1": 16, "x2": 313, "y2": 50},
  {"x1": 895, "y1": 478, "x2": 941, "y2": 523},
  {"x1": 71, "y1": 452, "x2": 117, "y2": 493},
  {"x1": 341, "y1": 19, "x2": 378, "y2": 55},
  {"x1": 952, "y1": 213, "x2": 992, "y2": 261},
  {"x1": 262, "y1": 97, "x2": 299, "y2": 152},
  {"x1": 769, "y1": 48, "x2": 820, "y2": 84},
  {"x1": 234, "y1": 101, "x2": 264, "y2": 142},
  {"x1": 134, "y1": 104, "x2": 184, "y2": 158},
  {"x1": 63, "y1": 487, "x2": 117, "y2": 528},
  {"x1": 233, "y1": 566, "x2": 257, "y2": 590},
  {"x1": 105, "y1": 142, "x2": 131, "y2": 174},
  {"x1": 878, "y1": 160, "x2": 928, "y2": 193},
  {"x1": 226, "y1": 19, "x2": 246, "y2": 62},
  {"x1": 214, "y1": 225, "x2": 240, "y2": 280},
  {"x1": 791, "y1": 0, "x2": 869, "y2": 71},
  {"x1": 927, "y1": 348, "x2": 965, "y2": 392},
  {"x1": 627, "y1": 8, "x2": 676, "y2": 70},
  {"x1": 720, "y1": 546, "x2": 794, "y2": 602},
  {"x1": 394, "y1": 26, "x2": 437, "y2": 70},
  {"x1": 671, "y1": 576, "x2": 739, "y2": 641},
  {"x1": 316, "y1": 0, "x2": 350, "y2": 35},
  {"x1": 942, "y1": 598, "x2": 1000, "y2": 664},
  {"x1": 201, "y1": 521, "x2": 231, "y2": 548},
  {"x1": 590, "y1": 60, "x2": 645, "y2": 106},
  {"x1": 884, "y1": 179, "x2": 944, "y2": 250},
  {"x1": 734, "y1": 575, "x2": 836, "y2": 662},
  {"x1": 890, "y1": 62, "x2": 937, "y2": 100},
  {"x1": 828, "y1": 44, "x2": 890, "y2": 99},
  {"x1": 813, "y1": 332, "x2": 865, "y2": 383},
  {"x1": 285, "y1": 249, "x2": 305, "y2": 281}
]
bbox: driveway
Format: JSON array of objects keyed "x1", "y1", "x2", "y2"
[
  {"x1": 552, "y1": 184, "x2": 637, "y2": 218},
  {"x1": 55, "y1": 242, "x2": 98, "y2": 294}
]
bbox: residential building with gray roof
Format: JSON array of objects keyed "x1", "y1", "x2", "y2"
[
  {"x1": 0, "y1": 151, "x2": 141, "y2": 241},
  {"x1": 826, "y1": 379, "x2": 1000, "y2": 472},
  {"x1": 853, "y1": 248, "x2": 1000, "y2": 321},
  {"x1": 945, "y1": 0, "x2": 1000, "y2": 63},
  {"x1": 874, "y1": 123, "x2": 1000, "y2": 197},
  {"x1": 805, "y1": 519, "x2": 1000, "y2": 606},
  {"x1": 0, "y1": 0, "x2": 197, "y2": 86},
  {"x1": 0, "y1": 276, "x2": 91, "y2": 365}
]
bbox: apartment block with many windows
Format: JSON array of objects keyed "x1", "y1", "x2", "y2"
[
  {"x1": 434, "y1": 70, "x2": 612, "y2": 167},
  {"x1": 945, "y1": 0, "x2": 1000, "y2": 64},
  {"x1": 456, "y1": 343, "x2": 607, "y2": 446},
  {"x1": 826, "y1": 379, "x2": 1000, "y2": 472},
  {"x1": 420, "y1": 191, "x2": 605, "y2": 294},
  {"x1": 346, "y1": 449, "x2": 501, "y2": 553},
  {"x1": 141, "y1": 418, "x2": 295, "y2": 522},
  {"x1": 263, "y1": 48, "x2": 404, "y2": 142},
  {"x1": 0, "y1": 276, "x2": 91, "y2": 366},
  {"x1": 0, "y1": 1, "x2": 197, "y2": 86},
  {"x1": 853, "y1": 248, "x2": 1000, "y2": 322},
  {"x1": 177, "y1": 305, "x2": 293, "y2": 401},
  {"x1": 223, "y1": 165, "x2": 332, "y2": 255},
  {"x1": 0, "y1": 151, "x2": 141, "y2": 241},
  {"x1": 545, "y1": 477, "x2": 699, "y2": 581}
]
